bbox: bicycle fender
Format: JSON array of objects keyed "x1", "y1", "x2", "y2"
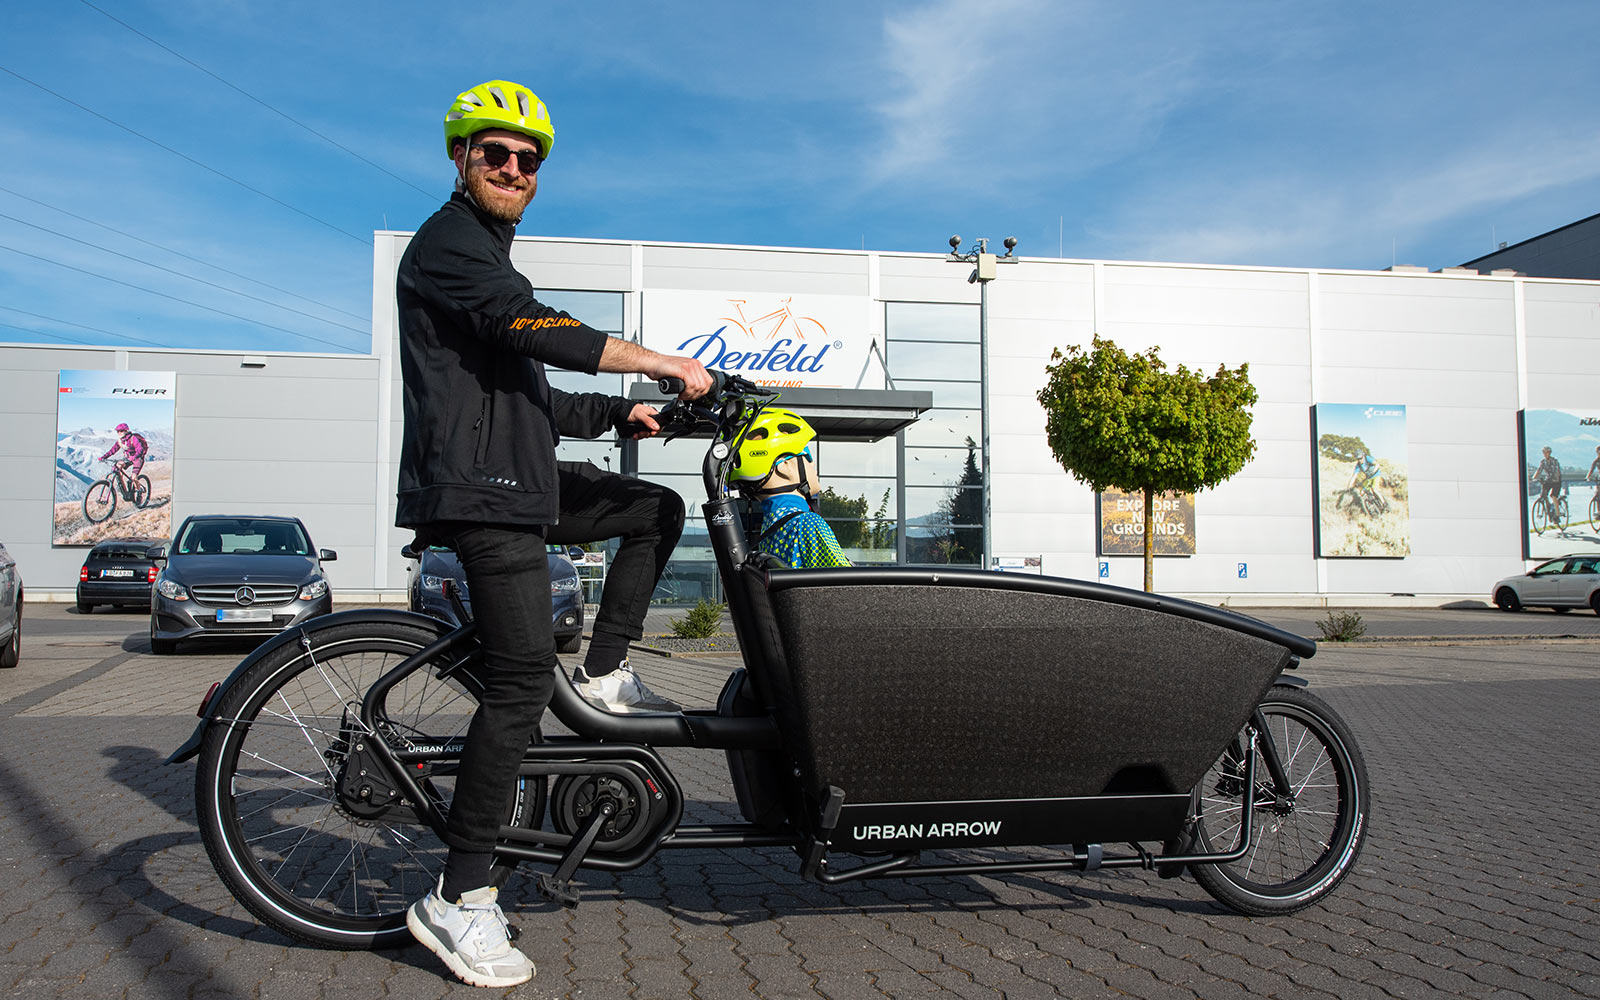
[{"x1": 164, "y1": 608, "x2": 452, "y2": 764}]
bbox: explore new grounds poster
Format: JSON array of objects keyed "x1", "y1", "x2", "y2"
[
  {"x1": 53, "y1": 370, "x2": 176, "y2": 545},
  {"x1": 1313, "y1": 403, "x2": 1410, "y2": 558}
]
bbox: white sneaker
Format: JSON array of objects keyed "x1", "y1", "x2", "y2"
[
  {"x1": 572, "y1": 661, "x2": 680, "y2": 713},
  {"x1": 407, "y1": 877, "x2": 534, "y2": 988}
]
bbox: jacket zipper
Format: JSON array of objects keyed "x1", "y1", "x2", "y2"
[{"x1": 473, "y1": 396, "x2": 492, "y2": 467}]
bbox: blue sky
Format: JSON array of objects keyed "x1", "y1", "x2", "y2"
[{"x1": 2, "y1": 1, "x2": 1598, "y2": 356}]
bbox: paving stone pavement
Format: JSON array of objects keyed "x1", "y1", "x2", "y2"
[{"x1": 1, "y1": 604, "x2": 1597, "y2": 999}]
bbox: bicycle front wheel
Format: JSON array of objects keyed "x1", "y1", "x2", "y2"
[
  {"x1": 1533, "y1": 498, "x2": 1550, "y2": 534},
  {"x1": 194, "y1": 619, "x2": 543, "y2": 948},
  {"x1": 83, "y1": 480, "x2": 116, "y2": 523},
  {"x1": 1188, "y1": 685, "x2": 1369, "y2": 916}
]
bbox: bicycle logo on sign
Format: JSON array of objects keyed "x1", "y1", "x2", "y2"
[{"x1": 718, "y1": 297, "x2": 827, "y2": 342}]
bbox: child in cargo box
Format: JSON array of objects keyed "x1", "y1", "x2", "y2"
[{"x1": 731, "y1": 407, "x2": 851, "y2": 569}]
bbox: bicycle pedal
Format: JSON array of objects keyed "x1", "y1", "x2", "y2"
[{"x1": 535, "y1": 872, "x2": 581, "y2": 909}]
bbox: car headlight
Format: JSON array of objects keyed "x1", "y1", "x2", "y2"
[
  {"x1": 156, "y1": 578, "x2": 189, "y2": 601},
  {"x1": 420, "y1": 574, "x2": 446, "y2": 593},
  {"x1": 299, "y1": 579, "x2": 329, "y2": 600},
  {"x1": 550, "y1": 576, "x2": 582, "y2": 594}
]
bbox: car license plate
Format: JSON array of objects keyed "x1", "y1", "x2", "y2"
[
  {"x1": 217, "y1": 608, "x2": 272, "y2": 623},
  {"x1": 102, "y1": 569, "x2": 134, "y2": 578}
]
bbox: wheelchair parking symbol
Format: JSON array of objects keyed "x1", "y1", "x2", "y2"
[
  {"x1": 1098, "y1": 562, "x2": 1109, "y2": 579},
  {"x1": 1237, "y1": 562, "x2": 1248, "y2": 579}
]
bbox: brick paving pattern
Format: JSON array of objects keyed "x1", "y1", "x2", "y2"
[{"x1": 0, "y1": 604, "x2": 1596, "y2": 998}]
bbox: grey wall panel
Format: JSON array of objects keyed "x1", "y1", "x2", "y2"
[
  {"x1": 878, "y1": 255, "x2": 983, "y2": 304},
  {"x1": 1319, "y1": 273, "x2": 1514, "y2": 336},
  {"x1": 176, "y1": 460, "x2": 376, "y2": 505},
  {"x1": 0, "y1": 415, "x2": 56, "y2": 459},
  {"x1": 1316, "y1": 369, "x2": 1517, "y2": 409},
  {"x1": 178, "y1": 417, "x2": 376, "y2": 462},
  {"x1": 643, "y1": 245, "x2": 868, "y2": 295},
  {"x1": 178, "y1": 375, "x2": 376, "y2": 421},
  {"x1": 509, "y1": 239, "x2": 632, "y2": 291},
  {"x1": 0, "y1": 456, "x2": 52, "y2": 499}
]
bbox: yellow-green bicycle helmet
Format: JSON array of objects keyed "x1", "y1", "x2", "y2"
[
  {"x1": 733, "y1": 408, "x2": 816, "y2": 482},
  {"x1": 444, "y1": 80, "x2": 555, "y2": 159}
]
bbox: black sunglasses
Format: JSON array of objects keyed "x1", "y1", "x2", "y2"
[{"x1": 471, "y1": 141, "x2": 544, "y2": 174}]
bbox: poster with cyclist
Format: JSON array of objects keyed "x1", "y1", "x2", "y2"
[
  {"x1": 1312, "y1": 403, "x2": 1410, "y2": 557},
  {"x1": 1519, "y1": 409, "x2": 1600, "y2": 559},
  {"x1": 52, "y1": 369, "x2": 175, "y2": 546}
]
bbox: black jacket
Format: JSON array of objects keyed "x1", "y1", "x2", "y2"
[{"x1": 395, "y1": 192, "x2": 631, "y2": 527}]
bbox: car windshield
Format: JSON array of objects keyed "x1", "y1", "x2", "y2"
[{"x1": 176, "y1": 519, "x2": 310, "y2": 556}]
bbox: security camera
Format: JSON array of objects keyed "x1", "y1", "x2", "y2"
[
  {"x1": 1003, "y1": 237, "x2": 1017, "y2": 251},
  {"x1": 949, "y1": 235, "x2": 962, "y2": 250}
]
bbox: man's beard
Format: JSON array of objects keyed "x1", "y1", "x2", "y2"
[{"x1": 463, "y1": 169, "x2": 535, "y2": 224}]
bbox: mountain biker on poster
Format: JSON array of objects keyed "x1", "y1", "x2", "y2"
[
  {"x1": 99, "y1": 423, "x2": 148, "y2": 490},
  {"x1": 393, "y1": 79, "x2": 712, "y2": 988}
]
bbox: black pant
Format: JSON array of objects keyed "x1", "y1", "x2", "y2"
[{"x1": 431, "y1": 462, "x2": 684, "y2": 854}]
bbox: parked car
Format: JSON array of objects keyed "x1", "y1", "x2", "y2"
[
  {"x1": 1491, "y1": 554, "x2": 1600, "y2": 613},
  {"x1": 149, "y1": 515, "x2": 336, "y2": 654},
  {"x1": 77, "y1": 537, "x2": 162, "y2": 613},
  {"x1": 406, "y1": 544, "x2": 584, "y2": 653},
  {"x1": 0, "y1": 541, "x2": 21, "y2": 668}
]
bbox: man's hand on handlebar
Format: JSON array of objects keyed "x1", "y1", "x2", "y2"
[
  {"x1": 621, "y1": 403, "x2": 665, "y2": 440},
  {"x1": 648, "y1": 356, "x2": 713, "y2": 400}
]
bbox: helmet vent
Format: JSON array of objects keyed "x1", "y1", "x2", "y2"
[
  {"x1": 486, "y1": 85, "x2": 509, "y2": 110},
  {"x1": 516, "y1": 91, "x2": 530, "y2": 117}
]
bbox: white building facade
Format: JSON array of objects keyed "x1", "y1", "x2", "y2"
[{"x1": 4, "y1": 234, "x2": 1596, "y2": 604}]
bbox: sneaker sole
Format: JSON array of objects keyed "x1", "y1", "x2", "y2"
[{"x1": 406, "y1": 906, "x2": 534, "y2": 988}]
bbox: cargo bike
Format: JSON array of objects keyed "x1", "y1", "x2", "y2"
[{"x1": 171, "y1": 373, "x2": 1369, "y2": 948}]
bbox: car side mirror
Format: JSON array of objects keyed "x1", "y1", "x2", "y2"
[
  {"x1": 320, "y1": 549, "x2": 338, "y2": 562},
  {"x1": 568, "y1": 546, "x2": 584, "y2": 560},
  {"x1": 145, "y1": 545, "x2": 166, "y2": 562}
]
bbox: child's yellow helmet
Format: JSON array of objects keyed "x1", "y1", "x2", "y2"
[{"x1": 732, "y1": 408, "x2": 816, "y2": 482}]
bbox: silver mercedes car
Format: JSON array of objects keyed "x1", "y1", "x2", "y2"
[{"x1": 148, "y1": 515, "x2": 335, "y2": 654}]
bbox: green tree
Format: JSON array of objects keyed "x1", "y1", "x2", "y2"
[
  {"x1": 1037, "y1": 336, "x2": 1258, "y2": 591},
  {"x1": 941, "y1": 436, "x2": 984, "y2": 564},
  {"x1": 816, "y1": 487, "x2": 867, "y2": 548},
  {"x1": 1317, "y1": 434, "x2": 1368, "y2": 462}
]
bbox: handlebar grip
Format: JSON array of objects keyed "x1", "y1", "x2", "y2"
[{"x1": 658, "y1": 370, "x2": 729, "y2": 397}]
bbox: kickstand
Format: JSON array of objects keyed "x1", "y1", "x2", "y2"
[{"x1": 535, "y1": 800, "x2": 616, "y2": 909}]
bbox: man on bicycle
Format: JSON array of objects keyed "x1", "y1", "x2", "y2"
[
  {"x1": 397, "y1": 79, "x2": 712, "y2": 988},
  {"x1": 1347, "y1": 451, "x2": 1382, "y2": 497},
  {"x1": 98, "y1": 423, "x2": 148, "y2": 487},
  {"x1": 1533, "y1": 445, "x2": 1564, "y2": 511}
]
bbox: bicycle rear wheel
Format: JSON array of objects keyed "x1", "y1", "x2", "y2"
[
  {"x1": 194, "y1": 619, "x2": 544, "y2": 948},
  {"x1": 83, "y1": 480, "x2": 116, "y2": 523},
  {"x1": 1188, "y1": 685, "x2": 1369, "y2": 915},
  {"x1": 132, "y1": 475, "x2": 152, "y2": 508}
]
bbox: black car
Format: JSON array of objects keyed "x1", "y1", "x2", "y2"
[
  {"x1": 77, "y1": 537, "x2": 161, "y2": 613},
  {"x1": 149, "y1": 515, "x2": 336, "y2": 655},
  {"x1": 0, "y1": 541, "x2": 21, "y2": 668},
  {"x1": 407, "y1": 545, "x2": 584, "y2": 653}
]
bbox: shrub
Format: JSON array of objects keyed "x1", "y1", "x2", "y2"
[
  {"x1": 670, "y1": 599, "x2": 726, "y2": 639},
  {"x1": 1316, "y1": 609, "x2": 1367, "y2": 642}
]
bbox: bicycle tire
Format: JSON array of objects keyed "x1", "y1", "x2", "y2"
[
  {"x1": 82, "y1": 480, "x2": 116, "y2": 524},
  {"x1": 1532, "y1": 497, "x2": 1550, "y2": 535},
  {"x1": 1556, "y1": 496, "x2": 1570, "y2": 531},
  {"x1": 1590, "y1": 494, "x2": 1599, "y2": 527},
  {"x1": 1358, "y1": 490, "x2": 1381, "y2": 516},
  {"x1": 1188, "y1": 685, "x2": 1369, "y2": 916},
  {"x1": 194, "y1": 619, "x2": 544, "y2": 948},
  {"x1": 133, "y1": 475, "x2": 152, "y2": 508}
]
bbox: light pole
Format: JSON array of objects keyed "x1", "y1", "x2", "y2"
[{"x1": 946, "y1": 234, "x2": 1016, "y2": 569}]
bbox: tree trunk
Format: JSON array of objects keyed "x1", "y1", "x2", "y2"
[{"x1": 1143, "y1": 484, "x2": 1155, "y2": 592}]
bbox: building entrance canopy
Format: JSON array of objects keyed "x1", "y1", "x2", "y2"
[{"x1": 626, "y1": 384, "x2": 932, "y2": 442}]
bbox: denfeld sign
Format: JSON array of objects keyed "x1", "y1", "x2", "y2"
[{"x1": 643, "y1": 290, "x2": 874, "y2": 389}]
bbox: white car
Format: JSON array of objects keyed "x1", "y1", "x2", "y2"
[{"x1": 1492, "y1": 555, "x2": 1600, "y2": 613}]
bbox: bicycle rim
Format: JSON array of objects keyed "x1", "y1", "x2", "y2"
[
  {"x1": 1190, "y1": 690, "x2": 1365, "y2": 912},
  {"x1": 198, "y1": 627, "x2": 505, "y2": 946},
  {"x1": 133, "y1": 475, "x2": 151, "y2": 507},
  {"x1": 83, "y1": 482, "x2": 115, "y2": 523}
]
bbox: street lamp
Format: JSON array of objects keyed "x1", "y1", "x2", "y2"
[{"x1": 946, "y1": 235, "x2": 1017, "y2": 570}]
